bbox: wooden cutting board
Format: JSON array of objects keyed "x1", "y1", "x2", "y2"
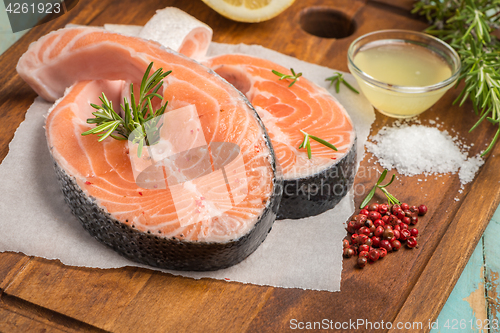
[{"x1": 1, "y1": 0, "x2": 500, "y2": 332}]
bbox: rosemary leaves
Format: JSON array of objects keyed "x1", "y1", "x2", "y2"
[
  {"x1": 298, "y1": 130, "x2": 338, "y2": 159},
  {"x1": 360, "y1": 170, "x2": 401, "y2": 209},
  {"x1": 82, "y1": 62, "x2": 171, "y2": 157},
  {"x1": 325, "y1": 72, "x2": 359, "y2": 94}
]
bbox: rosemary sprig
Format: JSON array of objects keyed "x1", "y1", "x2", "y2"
[
  {"x1": 360, "y1": 170, "x2": 401, "y2": 209},
  {"x1": 298, "y1": 129, "x2": 338, "y2": 159},
  {"x1": 271, "y1": 68, "x2": 302, "y2": 87},
  {"x1": 412, "y1": 0, "x2": 500, "y2": 155},
  {"x1": 82, "y1": 62, "x2": 172, "y2": 157},
  {"x1": 325, "y1": 72, "x2": 359, "y2": 94}
]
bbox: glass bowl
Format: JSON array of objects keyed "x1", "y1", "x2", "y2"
[{"x1": 347, "y1": 29, "x2": 461, "y2": 118}]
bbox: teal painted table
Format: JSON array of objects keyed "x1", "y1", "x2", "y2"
[
  {"x1": 0, "y1": 1, "x2": 47, "y2": 54},
  {"x1": 2, "y1": 2, "x2": 500, "y2": 331},
  {"x1": 432, "y1": 209, "x2": 500, "y2": 333}
]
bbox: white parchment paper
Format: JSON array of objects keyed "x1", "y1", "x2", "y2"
[{"x1": 0, "y1": 43, "x2": 374, "y2": 292}]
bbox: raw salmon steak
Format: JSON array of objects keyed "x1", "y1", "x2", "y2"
[
  {"x1": 205, "y1": 54, "x2": 356, "y2": 219},
  {"x1": 105, "y1": 7, "x2": 213, "y2": 62},
  {"x1": 17, "y1": 27, "x2": 282, "y2": 271}
]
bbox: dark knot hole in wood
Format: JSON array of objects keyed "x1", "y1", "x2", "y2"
[{"x1": 299, "y1": 7, "x2": 356, "y2": 39}]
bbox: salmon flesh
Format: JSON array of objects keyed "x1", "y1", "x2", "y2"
[
  {"x1": 205, "y1": 54, "x2": 356, "y2": 219},
  {"x1": 17, "y1": 27, "x2": 282, "y2": 270}
]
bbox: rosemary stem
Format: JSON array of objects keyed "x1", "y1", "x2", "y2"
[{"x1": 413, "y1": 0, "x2": 500, "y2": 155}]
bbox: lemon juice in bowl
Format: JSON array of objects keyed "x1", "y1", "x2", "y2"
[{"x1": 347, "y1": 30, "x2": 461, "y2": 118}]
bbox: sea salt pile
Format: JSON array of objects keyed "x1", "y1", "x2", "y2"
[
  {"x1": 366, "y1": 124, "x2": 484, "y2": 184},
  {"x1": 458, "y1": 155, "x2": 484, "y2": 184}
]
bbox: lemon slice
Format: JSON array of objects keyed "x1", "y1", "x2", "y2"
[{"x1": 202, "y1": 0, "x2": 295, "y2": 23}]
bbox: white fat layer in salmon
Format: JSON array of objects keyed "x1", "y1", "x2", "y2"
[
  {"x1": 23, "y1": 27, "x2": 276, "y2": 242},
  {"x1": 205, "y1": 55, "x2": 356, "y2": 180},
  {"x1": 138, "y1": 7, "x2": 212, "y2": 61},
  {"x1": 17, "y1": 30, "x2": 147, "y2": 101},
  {"x1": 103, "y1": 24, "x2": 143, "y2": 37}
]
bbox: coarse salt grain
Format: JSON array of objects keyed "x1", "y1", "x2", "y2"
[{"x1": 366, "y1": 124, "x2": 484, "y2": 185}]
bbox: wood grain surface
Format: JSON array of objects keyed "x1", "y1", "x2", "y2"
[{"x1": 1, "y1": 0, "x2": 499, "y2": 332}]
